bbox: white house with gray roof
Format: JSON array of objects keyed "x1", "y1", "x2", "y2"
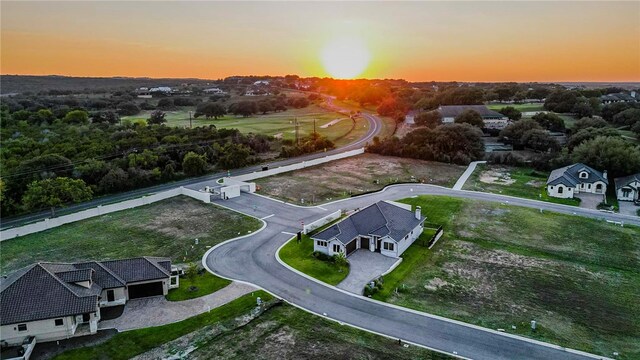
[
  {"x1": 615, "y1": 173, "x2": 640, "y2": 202},
  {"x1": 311, "y1": 201, "x2": 425, "y2": 258},
  {"x1": 0, "y1": 257, "x2": 178, "y2": 347},
  {"x1": 546, "y1": 163, "x2": 608, "y2": 199}
]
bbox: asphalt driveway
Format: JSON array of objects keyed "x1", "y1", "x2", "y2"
[{"x1": 337, "y1": 250, "x2": 400, "y2": 295}]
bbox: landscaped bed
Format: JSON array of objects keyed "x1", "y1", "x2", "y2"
[
  {"x1": 279, "y1": 233, "x2": 349, "y2": 285},
  {"x1": 0, "y1": 196, "x2": 262, "y2": 274},
  {"x1": 377, "y1": 195, "x2": 640, "y2": 359},
  {"x1": 463, "y1": 164, "x2": 581, "y2": 206}
]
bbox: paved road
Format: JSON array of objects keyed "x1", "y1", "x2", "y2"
[
  {"x1": 205, "y1": 186, "x2": 633, "y2": 360},
  {"x1": 0, "y1": 101, "x2": 381, "y2": 230}
]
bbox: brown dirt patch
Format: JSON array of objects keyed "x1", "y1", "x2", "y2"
[{"x1": 479, "y1": 168, "x2": 516, "y2": 185}]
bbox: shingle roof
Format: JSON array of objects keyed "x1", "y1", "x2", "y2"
[
  {"x1": 100, "y1": 257, "x2": 171, "y2": 283},
  {"x1": 0, "y1": 265, "x2": 98, "y2": 325},
  {"x1": 546, "y1": 163, "x2": 608, "y2": 186},
  {"x1": 614, "y1": 173, "x2": 640, "y2": 192},
  {"x1": 312, "y1": 201, "x2": 424, "y2": 245},
  {"x1": 0, "y1": 257, "x2": 171, "y2": 326},
  {"x1": 438, "y1": 105, "x2": 506, "y2": 119}
]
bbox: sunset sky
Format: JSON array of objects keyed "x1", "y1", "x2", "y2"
[{"x1": 1, "y1": 1, "x2": 639, "y2": 82}]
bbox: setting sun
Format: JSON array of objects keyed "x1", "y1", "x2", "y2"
[{"x1": 320, "y1": 37, "x2": 371, "y2": 79}]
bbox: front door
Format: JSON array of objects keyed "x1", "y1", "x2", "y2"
[
  {"x1": 360, "y1": 237, "x2": 370, "y2": 250},
  {"x1": 107, "y1": 289, "x2": 115, "y2": 302},
  {"x1": 376, "y1": 239, "x2": 382, "y2": 253},
  {"x1": 82, "y1": 313, "x2": 91, "y2": 323}
]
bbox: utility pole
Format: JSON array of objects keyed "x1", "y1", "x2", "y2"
[
  {"x1": 313, "y1": 119, "x2": 316, "y2": 136},
  {"x1": 295, "y1": 118, "x2": 299, "y2": 146},
  {"x1": 189, "y1": 111, "x2": 192, "y2": 129}
]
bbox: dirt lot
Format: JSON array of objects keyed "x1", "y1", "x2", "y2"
[{"x1": 254, "y1": 153, "x2": 466, "y2": 204}]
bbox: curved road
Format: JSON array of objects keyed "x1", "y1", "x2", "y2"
[
  {"x1": 1, "y1": 101, "x2": 381, "y2": 229},
  {"x1": 205, "y1": 185, "x2": 634, "y2": 360}
]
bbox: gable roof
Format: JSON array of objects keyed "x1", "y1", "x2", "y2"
[
  {"x1": 312, "y1": 201, "x2": 423, "y2": 245},
  {"x1": 438, "y1": 105, "x2": 506, "y2": 119},
  {"x1": 546, "y1": 163, "x2": 608, "y2": 187},
  {"x1": 0, "y1": 257, "x2": 171, "y2": 326},
  {"x1": 614, "y1": 173, "x2": 640, "y2": 192},
  {"x1": 99, "y1": 257, "x2": 171, "y2": 283}
]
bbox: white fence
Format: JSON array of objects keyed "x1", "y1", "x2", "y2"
[
  {"x1": 303, "y1": 210, "x2": 342, "y2": 234},
  {"x1": 232, "y1": 148, "x2": 364, "y2": 183},
  {"x1": 1, "y1": 187, "x2": 210, "y2": 240}
]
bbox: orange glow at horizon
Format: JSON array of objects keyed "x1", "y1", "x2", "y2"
[{"x1": 1, "y1": 1, "x2": 639, "y2": 82}]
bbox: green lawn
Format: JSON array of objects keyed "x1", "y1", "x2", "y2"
[
  {"x1": 123, "y1": 105, "x2": 368, "y2": 148},
  {"x1": 486, "y1": 103, "x2": 545, "y2": 112},
  {"x1": 279, "y1": 233, "x2": 349, "y2": 286},
  {"x1": 166, "y1": 271, "x2": 230, "y2": 301},
  {"x1": 54, "y1": 291, "x2": 272, "y2": 360},
  {"x1": 377, "y1": 195, "x2": 640, "y2": 359},
  {"x1": 0, "y1": 196, "x2": 262, "y2": 274},
  {"x1": 463, "y1": 164, "x2": 581, "y2": 206}
]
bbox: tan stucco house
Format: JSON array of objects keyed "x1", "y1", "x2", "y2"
[{"x1": 0, "y1": 257, "x2": 178, "y2": 347}]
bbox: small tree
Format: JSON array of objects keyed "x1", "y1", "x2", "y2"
[
  {"x1": 498, "y1": 106, "x2": 522, "y2": 121},
  {"x1": 414, "y1": 111, "x2": 442, "y2": 128},
  {"x1": 147, "y1": 110, "x2": 167, "y2": 125},
  {"x1": 182, "y1": 151, "x2": 208, "y2": 176},
  {"x1": 333, "y1": 251, "x2": 348, "y2": 267},
  {"x1": 194, "y1": 102, "x2": 226, "y2": 119},
  {"x1": 185, "y1": 262, "x2": 198, "y2": 283},
  {"x1": 454, "y1": 109, "x2": 484, "y2": 128},
  {"x1": 22, "y1": 177, "x2": 93, "y2": 215},
  {"x1": 63, "y1": 110, "x2": 89, "y2": 125}
]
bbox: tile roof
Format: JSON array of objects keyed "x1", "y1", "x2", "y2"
[
  {"x1": 546, "y1": 163, "x2": 608, "y2": 187},
  {"x1": 0, "y1": 257, "x2": 171, "y2": 326},
  {"x1": 312, "y1": 201, "x2": 424, "y2": 245},
  {"x1": 438, "y1": 105, "x2": 506, "y2": 119},
  {"x1": 614, "y1": 173, "x2": 640, "y2": 192}
]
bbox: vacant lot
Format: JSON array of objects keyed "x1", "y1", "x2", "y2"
[
  {"x1": 463, "y1": 164, "x2": 581, "y2": 206},
  {"x1": 379, "y1": 196, "x2": 640, "y2": 359},
  {"x1": 1, "y1": 196, "x2": 262, "y2": 274},
  {"x1": 185, "y1": 303, "x2": 450, "y2": 360},
  {"x1": 255, "y1": 153, "x2": 466, "y2": 204}
]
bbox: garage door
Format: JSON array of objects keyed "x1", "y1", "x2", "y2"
[
  {"x1": 128, "y1": 282, "x2": 164, "y2": 299},
  {"x1": 346, "y1": 240, "x2": 357, "y2": 256}
]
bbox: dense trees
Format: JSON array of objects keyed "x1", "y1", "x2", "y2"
[
  {"x1": 63, "y1": 110, "x2": 89, "y2": 125},
  {"x1": 531, "y1": 113, "x2": 565, "y2": 132},
  {"x1": 414, "y1": 111, "x2": 442, "y2": 128},
  {"x1": 454, "y1": 109, "x2": 484, "y2": 128},
  {"x1": 612, "y1": 108, "x2": 640, "y2": 127},
  {"x1": 498, "y1": 106, "x2": 522, "y2": 121},
  {"x1": 194, "y1": 102, "x2": 226, "y2": 119},
  {"x1": 366, "y1": 123, "x2": 484, "y2": 165},
  {"x1": 499, "y1": 119, "x2": 542, "y2": 147},
  {"x1": 571, "y1": 136, "x2": 640, "y2": 178},
  {"x1": 117, "y1": 102, "x2": 141, "y2": 116},
  {"x1": 182, "y1": 152, "x2": 208, "y2": 176},
  {"x1": 520, "y1": 129, "x2": 560, "y2": 152},
  {"x1": 22, "y1": 177, "x2": 93, "y2": 212}
]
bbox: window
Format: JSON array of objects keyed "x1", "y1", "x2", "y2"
[
  {"x1": 316, "y1": 240, "x2": 327, "y2": 247},
  {"x1": 55, "y1": 319, "x2": 64, "y2": 326},
  {"x1": 332, "y1": 244, "x2": 341, "y2": 253},
  {"x1": 623, "y1": 189, "x2": 631, "y2": 197},
  {"x1": 588, "y1": 184, "x2": 591, "y2": 189},
  {"x1": 383, "y1": 242, "x2": 395, "y2": 251},
  {"x1": 558, "y1": 186, "x2": 563, "y2": 194},
  {"x1": 17, "y1": 324, "x2": 27, "y2": 332},
  {"x1": 579, "y1": 172, "x2": 588, "y2": 179}
]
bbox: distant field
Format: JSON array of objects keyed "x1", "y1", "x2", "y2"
[
  {"x1": 123, "y1": 105, "x2": 368, "y2": 148},
  {"x1": 254, "y1": 153, "x2": 466, "y2": 205},
  {"x1": 486, "y1": 103, "x2": 545, "y2": 112},
  {"x1": 380, "y1": 195, "x2": 640, "y2": 359},
  {"x1": 0, "y1": 196, "x2": 262, "y2": 274},
  {"x1": 462, "y1": 164, "x2": 581, "y2": 206}
]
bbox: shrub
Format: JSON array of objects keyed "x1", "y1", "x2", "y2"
[{"x1": 312, "y1": 251, "x2": 333, "y2": 262}]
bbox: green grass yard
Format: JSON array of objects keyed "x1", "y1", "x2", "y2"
[
  {"x1": 166, "y1": 272, "x2": 229, "y2": 301},
  {"x1": 123, "y1": 105, "x2": 368, "y2": 148},
  {"x1": 279, "y1": 233, "x2": 349, "y2": 285},
  {"x1": 462, "y1": 164, "x2": 581, "y2": 206},
  {"x1": 376, "y1": 195, "x2": 640, "y2": 359},
  {"x1": 0, "y1": 196, "x2": 262, "y2": 274},
  {"x1": 486, "y1": 103, "x2": 545, "y2": 113}
]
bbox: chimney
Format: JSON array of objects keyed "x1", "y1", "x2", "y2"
[
  {"x1": 603, "y1": 170, "x2": 608, "y2": 180},
  {"x1": 415, "y1": 206, "x2": 421, "y2": 220}
]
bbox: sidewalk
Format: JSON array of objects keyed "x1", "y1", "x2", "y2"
[{"x1": 452, "y1": 161, "x2": 486, "y2": 190}]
